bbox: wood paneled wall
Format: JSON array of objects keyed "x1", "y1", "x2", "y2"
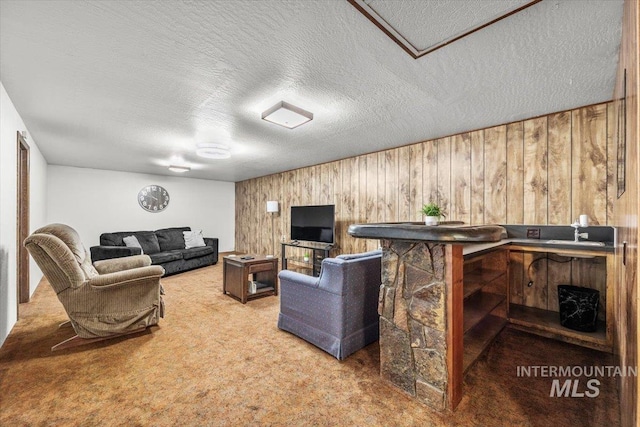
[
  {"x1": 613, "y1": 1, "x2": 639, "y2": 426},
  {"x1": 236, "y1": 101, "x2": 615, "y2": 258}
]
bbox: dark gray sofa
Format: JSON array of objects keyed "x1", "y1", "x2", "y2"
[{"x1": 90, "y1": 226, "x2": 218, "y2": 276}]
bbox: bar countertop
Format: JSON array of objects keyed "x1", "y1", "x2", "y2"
[
  {"x1": 347, "y1": 221, "x2": 507, "y2": 243},
  {"x1": 347, "y1": 222, "x2": 615, "y2": 255}
]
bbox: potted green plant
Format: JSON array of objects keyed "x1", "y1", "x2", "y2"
[
  {"x1": 421, "y1": 202, "x2": 445, "y2": 226},
  {"x1": 303, "y1": 252, "x2": 310, "y2": 262}
]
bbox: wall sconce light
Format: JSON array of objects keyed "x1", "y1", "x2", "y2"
[
  {"x1": 266, "y1": 201, "x2": 279, "y2": 213},
  {"x1": 262, "y1": 101, "x2": 313, "y2": 129}
]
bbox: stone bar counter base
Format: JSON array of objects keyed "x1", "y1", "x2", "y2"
[{"x1": 379, "y1": 239, "x2": 449, "y2": 410}]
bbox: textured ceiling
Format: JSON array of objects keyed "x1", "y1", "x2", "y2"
[{"x1": 0, "y1": 0, "x2": 623, "y2": 182}]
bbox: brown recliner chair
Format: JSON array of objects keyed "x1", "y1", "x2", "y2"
[{"x1": 24, "y1": 223, "x2": 165, "y2": 351}]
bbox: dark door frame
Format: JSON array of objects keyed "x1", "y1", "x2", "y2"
[{"x1": 17, "y1": 131, "x2": 30, "y2": 306}]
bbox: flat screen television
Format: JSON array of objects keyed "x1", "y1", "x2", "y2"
[{"x1": 290, "y1": 204, "x2": 335, "y2": 244}]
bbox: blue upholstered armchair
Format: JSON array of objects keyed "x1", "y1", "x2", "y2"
[{"x1": 277, "y1": 250, "x2": 382, "y2": 360}]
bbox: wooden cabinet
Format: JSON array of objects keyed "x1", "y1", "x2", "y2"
[
  {"x1": 223, "y1": 256, "x2": 278, "y2": 304},
  {"x1": 507, "y1": 245, "x2": 614, "y2": 352},
  {"x1": 461, "y1": 243, "x2": 614, "y2": 358},
  {"x1": 462, "y1": 248, "x2": 509, "y2": 373}
]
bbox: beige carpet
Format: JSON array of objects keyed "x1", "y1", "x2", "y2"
[{"x1": 0, "y1": 262, "x2": 620, "y2": 426}]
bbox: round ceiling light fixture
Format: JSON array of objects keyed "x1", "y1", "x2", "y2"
[{"x1": 196, "y1": 143, "x2": 231, "y2": 159}]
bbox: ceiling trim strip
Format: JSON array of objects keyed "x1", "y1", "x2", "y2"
[{"x1": 347, "y1": 0, "x2": 543, "y2": 60}]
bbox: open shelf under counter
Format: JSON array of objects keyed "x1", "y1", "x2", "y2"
[
  {"x1": 463, "y1": 314, "x2": 508, "y2": 373},
  {"x1": 463, "y1": 292, "x2": 506, "y2": 333},
  {"x1": 508, "y1": 303, "x2": 611, "y2": 352},
  {"x1": 463, "y1": 268, "x2": 505, "y2": 299}
]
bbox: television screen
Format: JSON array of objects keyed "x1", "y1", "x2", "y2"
[{"x1": 290, "y1": 205, "x2": 335, "y2": 244}]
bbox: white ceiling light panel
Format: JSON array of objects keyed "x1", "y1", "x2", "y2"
[{"x1": 262, "y1": 101, "x2": 313, "y2": 129}]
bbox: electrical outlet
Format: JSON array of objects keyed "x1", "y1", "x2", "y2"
[{"x1": 526, "y1": 228, "x2": 541, "y2": 239}]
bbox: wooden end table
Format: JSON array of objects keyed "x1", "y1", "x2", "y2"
[{"x1": 223, "y1": 255, "x2": 278, "y2": 303}]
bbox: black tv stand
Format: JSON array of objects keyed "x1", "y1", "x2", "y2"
[{"x1": 281, "y1": 241, "x2": 333, "y2": 277}]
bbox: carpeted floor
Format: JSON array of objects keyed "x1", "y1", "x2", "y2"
[{"x1": 0, "y1": 262, "x2": 620, "y2": 426}]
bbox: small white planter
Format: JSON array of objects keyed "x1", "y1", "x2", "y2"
[
  {"x1": 424, "y1": 216, "x2": 439, "y2": 226},
  {"x1": 303, "y1": 256, "x2": 310, "y2": 262}
]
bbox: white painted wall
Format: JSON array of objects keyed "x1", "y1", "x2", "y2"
[
  {"x1": 47, "y1": 166, "x2": 235, "y2": 251},
  {"x1": 0, "y1": 82, "x2": 48, "y2": 346}
]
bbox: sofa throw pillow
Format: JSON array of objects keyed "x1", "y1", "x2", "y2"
[
  {"x1": 156, "y1": 227, "x2": 190, "y2": 251},
  {"x1": 123, "y1": 235, "x2": 144, "y2": 254},
  {"x1": 183, "y1": 230, "x2": 206, "y2": 249},
  {"x1": 134, "y1": 232, "x2": 161, "y2": 254}
]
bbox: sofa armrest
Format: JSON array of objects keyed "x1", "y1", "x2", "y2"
[
  {"x1": 278, "y1": 270, "x2": 321, "y2": 289},
  {"x1": 93, "y1": 255, "x2": 152, "y2": 274},
  {"x1": 204, "y1": 238, "x2": 219, "y2": 263},
  {"x1": 90, "y1": 245, "x2": 141, "y2": 262},
  {"x1": 88, "y1": 265, "x2": 165, "y2": 288}
]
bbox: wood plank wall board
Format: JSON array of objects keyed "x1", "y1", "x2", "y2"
[
  {"x1": 333, "y1": 160, "x2": 343, "y2": 252},
  {"x1": 274, "y1": 173, "x2": 284, "y2": 255},
  {"x1": 235, "y1": 101, "x2": 617, "y2": 260},
  {"x1": 484, "y1": 126, "x2": 507, "y2": 224},
  {"x1": 545, "y1": 254, "x2": 572, "y2": 313},
  {"x1": 349, "y1": 156, "x2": 360, "y2": 253},
  {"x1": 377, "y1": 151, "x2": 386, "y2": 223},
  {"x1": 320, "y1": 163, "x2": 332, "y2": 205},
  {"x1": 571, "y1": 105, "x2": 608, "y2": 225},
  {"x1": 314, "y1": 165, "x2": 323, "y2": 203},
  {"x1": 522, "y1": 252, "x2": 548, "y2": 310},
  {"x1": 451, "y1": 133, "x2": 471, "y2": 224},
  {"x1": 259, "y1": 177, "x2": 269, "y2": 255},
  {"x1": 284, "y1": 170, "x2": 298, "y2": 257},
  {"x1": 385, "y1": 149, "x2": 399, "y2": 225},
  {"x1": 358, "y1": 155, "x2": 369, "y2": 253},
  {"x1": 571, "y1": 257, "x2": 607, "y2": 322},
  {"x1": 398, "y1": 146, "x2": 412, "y2": 222},
  {"x1": 338, "y1": 159, "x2": 348, "y2": 253},
  {"x1": 506, "y1": 122, "x2": 524, "y2": 224},
  {"x1": 423, "y1": 140, "x2": 439, "y2": 207},
  {"x1": 523, "y1": 116, "x2": 548, "y2": 224},
  {"x1": 548, "y1": 111, "x2": 572, "y2": 225},
  {"x1": 340, "y1": 159, "x2": 352, "y2": 254},
  {"x1": 481, "y1": 250, "x2": 508, "y2": 296},
  {"x1": 239, "y1": 180, "x2": 247, "y2": 253},
  {"x1": 234, "y1": 181, "x2": 243, "y2": 252},
  {"x1": 316, "y1": 164, "x2": 334, "y2": 253},
  {"x1": 366, "y1": 153, "x2": 379, "y2": 251},
  {"x1": 437, "y1": 138, "x2": 452, "y2": 218},
  {"x1": 249, "y1": 178, "x2": 258, "y2": 253},
  {"x1": 409, "y1": 143, "x2": 424, "y2": 222},
  {"x1": 470, "y1": 131, "x2": 485, "y2": 224}
]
